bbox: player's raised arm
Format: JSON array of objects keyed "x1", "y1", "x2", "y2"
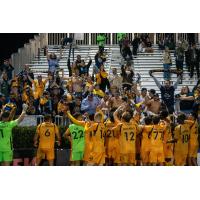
[
  {"x1": 15, "y1": 104, "x2": 28, "y2": 124},
  {"x1": 113, "y1": 105, "x2": 125, "y2": 124},
  {"x1": 66, "y1": 111, "x2": 85, "y2": 127}
]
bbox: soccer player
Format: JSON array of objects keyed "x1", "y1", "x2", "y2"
[
  {"x1": 186, "y1": 113, "x2": 199, "y2": 166},
  {"x1": 86, "y1": 112, "x2": 106, "y2": 166},
  {"x1": 0, "y1": 104, "x2": 28, "y2": 166},
  {"x1": 171, "y1": 114, "x2": 190, "y2": 166},
  {"x1": 113, "y1": 106, "x2": 139, "y2": 166},
  {"x1": 104, "y1": 111, "x2": 119, "y2": 166},
  {"x1": 139, "y1": 116, "x2": 153, "y2": 166},
  {"x1": 66, "y1": 111, "x2": 92, "y2": 166},
  {"x1": 149, "y1": 115, "x2": 165, "y2": 166},
  {"x1": 34, "y1": 114, "x2": 61, "y2": 166},
  {"x1": 64, "y1": 113, "x2": 85, "y2": 166},
  {"x1": 159, "y1": 110, "x2": 173, "y2": 166}
]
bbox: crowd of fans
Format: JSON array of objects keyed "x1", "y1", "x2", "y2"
[
  {"x1": 0, "y1": 34, "x2": 200, "y2": 166},
  {"x1": 0, "y1": 34, "x2": 199, "y2": 125}
]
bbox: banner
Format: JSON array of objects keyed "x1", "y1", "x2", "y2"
[{"x1": 13, "y1": 149, "x2": 70, "y2": 166}]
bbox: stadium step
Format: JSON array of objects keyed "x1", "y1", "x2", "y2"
[{"x1": 28, "y1": 44, "x2": 198, "y2": 95}]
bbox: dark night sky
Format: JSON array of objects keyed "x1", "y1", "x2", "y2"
[{"x1": 0, "y1": 33, "x2": 38, "y2": 65}]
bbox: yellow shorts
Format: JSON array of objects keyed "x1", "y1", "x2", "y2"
[
  {"x1": 188, "y1": 144, "x2": 198, "y2": 158},
  {"x1": 119, "y1": 153, "x2": 136, "y2": 165},
  {"x1": 174, "y1": 153, "x2": 187, "y2": 166},
  {"x1": 36, "y1": 148, "x2": 55, "y2": 161},
  {"x1": 149, "y1": 150, "x2": 165, "y2": 164},
  {"x1": 87, "y1": 152, "x2": 105, "y2": 165}
]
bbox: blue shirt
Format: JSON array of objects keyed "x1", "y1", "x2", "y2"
[{"x1": 81, "y1": 96, "x2": 101, "y2": 115}]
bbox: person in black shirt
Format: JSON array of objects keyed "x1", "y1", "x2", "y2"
[
  {"x1": 131, "y1": 34, "x2": 140, "y2": 57},
  {"x1": 150, "y1": 70, "x2": 182, "y2": 114},
  {"x1": 188, "y1": 43, "x2": 200, "y2": 78},
  {"x1": 0, "y1": 59, "x2": 14, "y2": 81}
]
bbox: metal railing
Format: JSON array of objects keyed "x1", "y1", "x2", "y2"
[
  {"x1": 48, "y1": 33, "x2": 199, "y2": 46},
  {"x1": 11, "y1": 33, "x2": 48, "y2": 75}
]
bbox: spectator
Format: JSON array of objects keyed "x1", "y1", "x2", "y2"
[
  {"x1": 188, "y1": 43, "x2": 200, "y2": 79},
  {"x1": 50, "y1": 85, "x2": 64, "y2": 115},
  {"x1": 109, "y1": 91, "x2": 124, "y2": 110},
  {"x1": 117, "y1": 33, "x2": 126, "y2": 54},
  {"x1": 47, "y1": 50, "x2": 61, "y2": 74},
  {"x1": 175, "y1": 42, "x2": 184, "y2": 82},
  {"x1": 96, "y1": 64, "x2": 110, "y2": 92},
  {"x1": 76, "y1": 56, "x2": 92, "y2": 76},
  {"x1": 145, "y1": 93, "x2": 161, "y2": 115},
  {"x1": 98, "y1": 92, "x2": 110, "y2": 110},
  {"x1": 0, "y1": 93, "x2": 6, "y2": 110},
  {"x1": 22, "y1": 86, "x2": 35, "y2": 115},
  {"x1": 185, "y1": 45, "x2": 191, "y2": 72},
  {"x1": 121, "y1": 37, "x2": 133, "y2": 60},
  {"x1": 158, "y1": 38, "x2": 165, "y2": 50},
  {"x1": 162, "y1": 47, "x2": 172, "y2": 80},
  {"x1": 27, "y1": 74, "x2": 48, "y2": 114},
  {"x1": 9, "y1": 92, "x2": 23, "y2": 115},
  {"x1": 18, "y1": 64, "x2": 34, "y2": 90},
  {"x1": 93, "y1": 83, "x2": 105, "y2": 98},
  {"x1": 136, "y1": 88, "x2": 147, "y2": 103},
  {"x1": 192, "y1": 86, "x2": 200, "y2": 121},
  {"x1": 0, "y1": 59, "x2": 14, "y2": 80},
  {"x1": 94, "y1": 50, "x2": 106, "y2": 69},
  {"x1": 97, "y1": 33, "x2": 106, "y2": 52},
  {"x1": 108, "y1": 68, "x2": 123, "y2": 93},
  {"x1": 39, "y1": 91, "x2": 52, "y2": 115},
  {"x1": 61, "y1": 36, "x2": 73, "y2": 48},
  {"x1": 81, "y1": 93, "x2": 101, "y2": 120},
  {"x1": 0, "y1": 71, "x2": 11, "y2": 97},
  {"x1": 144, "y1": 37, "x2": 153, "y2": 53},
  {"x1": 121, "y1": 62, "x2": 134, "y2": 90},
  {"x1": 150, "y1": 70, "x2": 182, "y2": 114},
  {"x1": 131, "y1": 34, "x2": 140, "y2": 57},
  {"x1": 175, "y1": 42, "x2": 184, "y2": 71},
  {"x1": 175, "y1": 86, "x2": 194, "y2": 114},
  {"x1": 138, "y1": 41, "x2": 146, "y2": 53}
]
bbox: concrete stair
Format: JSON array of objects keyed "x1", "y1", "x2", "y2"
[{"x1": 28, "y1": 44, "x2": 198, "y2": 95}]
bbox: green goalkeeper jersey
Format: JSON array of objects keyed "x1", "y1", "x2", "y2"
[
  {"x1": 0, "y1": 120, "x2": 18, "y2": 152},
  {"x1": 69, "y1": 124, "x2": 85, "y2": 153}
]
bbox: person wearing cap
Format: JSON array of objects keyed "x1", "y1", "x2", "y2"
[{"x1": 81, "y1": 93, "x2": 101, "y2": 120}]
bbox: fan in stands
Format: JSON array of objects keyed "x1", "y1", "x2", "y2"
[{"x1": 0, "y1": 33, "x2": 199, "y2": 166}]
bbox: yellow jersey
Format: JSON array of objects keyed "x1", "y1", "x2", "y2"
[{"x1": 37, "y1": 122, "x2": 59, "y2": 149}]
